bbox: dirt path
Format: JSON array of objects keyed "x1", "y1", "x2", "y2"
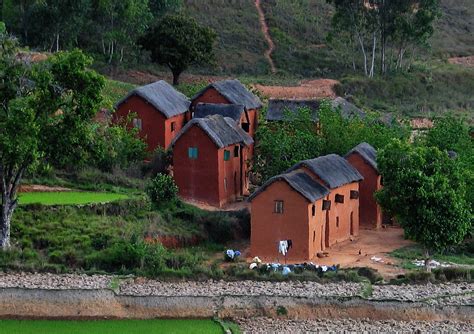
[
  {"x1": 19, "y1": 184, "x2": 71, "y2": 193},
  {"x1": 254, "y1": 0, "x2": 277, "y2": 74},
  {"x1": 448, "y1": 55, "x2": 474, "y2": 67}
]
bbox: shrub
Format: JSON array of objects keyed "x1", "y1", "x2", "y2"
[
  {"x1": 141, "y1": 147, "x2": 172, "y2": 177},
  {"x1": 357, "y1": 267, "x2": 383, "y2": 283},
  {"x1": 146, "y1": 173, "x2": 179, "y2": 207},
  {"x1": 433, "y1": 267, "x2": 472, "y2": 282}
]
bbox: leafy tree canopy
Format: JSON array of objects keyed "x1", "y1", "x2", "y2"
[
  {"x1": 140, "y1": 14, "x2": 216, "y2": 85},
  {"x1": 376, "y1": 139, "x2": 471, "y2": 259}
]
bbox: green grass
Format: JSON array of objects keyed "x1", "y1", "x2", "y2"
[
  {"x1": 102, "y1": 79, "x2": 137, "y2": 109},
  {"x1": 391, "y1": 244, "x2": 474, "y2": 267},
  {"x1": 0, "y1": 319, "x2": 224, "y2": 334},
  {"x1": 19, "y1": 192, "x2": 129, "y2": 206}
]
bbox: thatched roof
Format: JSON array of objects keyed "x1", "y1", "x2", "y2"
[
  {"x1": 266, "y1": 99, "x2": 320, "y2": 121},
  {"x1": 287, "y1": 154, "x2": 363, "y2": 189},
  {"x1": 265, "y1": 97, "x2": 365, "y2": 122},
  {"x1": 331, "y1": 97, "x2": 366, "y2": 119},
  {"x1": 115, "y1": 80, "x2": 190, "y2": 118},
  {"x1": 171, "y1": 114, "x2": 253, "y2": 149},
  {"x1": 248, "y1": 170, "x2": 329, "y2": 203},
  {"x1": 194, "y1": 103, "x2": 246, "y2": 122},
  {"x1": 192, "y1": 79, "x2": 262, "y2": 110},
  {"x1": 345, "y1": 142, "x2": 378, "y2": 172}
]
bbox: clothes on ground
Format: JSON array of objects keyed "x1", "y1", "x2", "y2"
[
  {"x1": 282, "y1": 266, "x2": 291, "y2": 276},
  {"x1": 249, "y1": 261, "x2": 339, "y2": 276},
  {"x1": 225, "y1": 249, "x2": 241, "y2": 261}
]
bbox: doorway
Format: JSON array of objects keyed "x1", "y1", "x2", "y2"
[
  {"x1": 350, "y1": 211, "x2": 354, "y2": 235},
  {"x1": 325, "y1": 210, "x2": 330, "y2": 248}
]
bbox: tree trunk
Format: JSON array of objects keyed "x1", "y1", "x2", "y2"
[
  {"x1": 56, "y1": 33, "x2": 60, "y2": 52},
  {"x1": 369, "y1": 32, "x2": 377, "y2": 78},
  {"x1": 171, "y1": 68, "x2": 182, "y2": 86},
  {"x1": 424, "y1": 249, "x2": 431, "y2": 273},
  {"x1": 0, "y1": 198, "x2": 15, "y2": 250},
  {"x1": 356, "y1": 32, "x2": 368, "y2": 77}
]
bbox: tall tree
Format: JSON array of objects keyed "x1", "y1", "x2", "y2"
[
  {"x1": 140, "y1": 14, "x2": 216, "y2": 85},
  {"x1": 0, "y1": 31, "x2": 104, "y2": 249},
  {"x1": 376, "y1": 139, "x2": 472, "y2": 270}
]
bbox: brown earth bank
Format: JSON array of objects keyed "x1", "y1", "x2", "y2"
[
  {"x1": 18, "y1": 184, "x2": 71, "y2": 193},
  {"x1": 448, "y1": 55, "x2": 474, "y2": 67},
  {"x1": 253, "y1": 79, "x2": 339, "y2": 99},
  {"x1": 0, "y1": 287, "x2": 472, "y2": 323}
]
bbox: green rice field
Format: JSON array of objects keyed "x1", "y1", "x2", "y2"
[
  {"x1": 0, "y1": 319, "x2": 224, "y2": 334},
  {"x1": 19, "y1": 191, "x2": 128, "y2": 205}
]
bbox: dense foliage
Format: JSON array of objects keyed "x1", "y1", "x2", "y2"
[
  {"x1": 376, "y1": 139, "x2": 472, "y2": 263},
  {"x1": 146, "y1": 173, "x2": 179, "y2": 207},
  {"x1": 140, "y1": 14, "x2": 216, "y2": 85},
  {"x1": 253, "y1": 102, "x2": 408, "y2": 182}
]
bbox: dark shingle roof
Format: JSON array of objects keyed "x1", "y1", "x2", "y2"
[
  {"x1": 194, "y1": 103, "x2": 246, "y2": 122},
  {"x1": 266, "y1": 99, "x2": 320, "y2": 121},
  {"x1": 287, "y1": 154, "x2": 363, "y2": 189},
  {"x1": 192, "y1": 79, "x2": 262, "y2": 110},
  {"x1": 249, "y1": 170, "x2": 329, "y2": 203},
  {"x1": 115, "y1": 80, "x2": 190, "y2": 119},
  {"x1": 171, "y1": 114, "x2": 253, "y2": 149},
  {"x1": 331, "y1": 97, "x2": 366, "y2": 119},
  {"x1": 345, "y1": 142, "x2": 378, "y2": 172}
]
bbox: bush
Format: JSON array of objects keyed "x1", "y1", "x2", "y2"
[
  {"x1": 357, "y1": 267, "x2": 383, "y2": 283},
  {"x1": 146, "y1": 173, "x2": 179, "y2": 207},
  {"x1": 434, "y1": 267, "x2": 472, "y2": 282},
  {"x1": 141, "y1": 147, "x2": 173, "y2": 177}
]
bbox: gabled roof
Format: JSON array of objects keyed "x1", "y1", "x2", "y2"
[
  {"x1": 249, "y1": 170, "x2": 330, "y2": 203},
  {"x1": 194, "y1": 103, "x2": 246, "y2": 122},
  {"x1": 331, "y1": 97, "x2": 366, "y2": 120},
  {"x1": 192, "y1": 79, "x2": 262, "y2": 110},
  {"x1": 266, "y1": 99, "x2": 320, "y2": 121},
  {"x1": 287, "y1": 154, "x2": 363, "y2": 189},
  {"x1": 115, "y1": 80, "x2": 190, "y2": 119},
  {"x1": 345, "y1": 142, "x2": 378, "y2": 172},
  {"x1": 171, "y1": 114, "x2": 253, "y2": 149}
]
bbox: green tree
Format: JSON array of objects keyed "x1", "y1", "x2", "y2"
[
  {"x1": 0, "y1": 32, "x2": 104, "y2": 249},
  {"x1": 254, "y1": 106, "x2": 322, "y2": 183},
  {"x1": 146, "y1": 173, "x2": 179, "y2": 207},
  {"x1": 376, "y1": 139, "x2": 472, "y2": 270},
  {"x1": 140, "y1": 14, "x2": 216, "y2": 85}
]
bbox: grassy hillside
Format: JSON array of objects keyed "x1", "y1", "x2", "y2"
[
  {"x1": 185, "y1": 0, "x2": 474, "y2": 76},
  {"x1": 184, "y1": 0, "x2": 269, "y2": 75}
]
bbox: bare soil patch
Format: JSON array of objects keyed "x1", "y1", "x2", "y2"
[
  {"x1": 448, "y1": 56, "x2": 474, "y2": 67},
  {"x1": 183, "y1": 199, "x2": 249, "y2": 212},
  {"x1": 109, "y1": 70, "x2": 225, "y2": 86},
  {"x1": 315, "y1": 227, "x2": 414, "y2": 278},
  {"x1": 19, "y1": 184, "x2": 71, "y2": 193},
  {"x1": 253, "y1": 79, "x2": 339, "y2": 99}
]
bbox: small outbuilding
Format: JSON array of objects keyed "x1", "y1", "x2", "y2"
[
  {"x1": 172, "y1": 114, "x2": 253, "y2": 207},
  {"x1": 287, "y1": 154, "x2": 363, "y2": 248},
  {"x1": 249, "y1": 170, "x2": 330, "y2": 261},
  {"x1": 113, "y1": 80, "x2": 190, "y2": 151},
  {"x1": 345, "y1": 142, "x2": 382, "y2": 229},
  {"x1": 191, "y1": 79, "x2": 262, "y2": 141}
]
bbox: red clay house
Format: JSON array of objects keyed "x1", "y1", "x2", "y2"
[
  {"x1": 288, "y1": 155, "x2": 363, "y2": 248},
  {"x1": 191, "y1": 79, "x2": 262, "y2": 141},
  {"x1": 345, "y1": 142, "x2": 382, "y2": 229},
  {"x1": 113, "y1": 80, "x2": 190, "y2": 151},
  {"x1": 172, "y1": 114, "x2": 253, "y2": 207},
  {"x1": 250, "y1": 154, "x2": 363, "y2": 261},
  {"x1": 249, "y1": 170, "x2": 330, "y2": 261}
]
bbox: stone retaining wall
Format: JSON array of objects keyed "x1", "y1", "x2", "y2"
[{"x1": 0, "y1": 288, "x2": 472, "y2": 322}]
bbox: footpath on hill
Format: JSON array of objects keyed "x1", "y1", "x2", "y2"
[{"x1": 254, "y1": 0, "x2": 277, "y2": 74}]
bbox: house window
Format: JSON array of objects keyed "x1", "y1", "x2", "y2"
[
  {"x1": 188, "y1": 147, "x2": 198, "y2": 159},
  {"x1": 322, "y1": 200, "x2": 331, "y2": 211},
  {"x1": 274, "y1": 200, "x2": 284, "y2": 214},
  {"x1": 234, "y1": 146, "x2": 240, "y2": 157},
  {"x1": 313, "y1": 230, "x2": 316, "y2": 242},
  {"x1": 171, "y1": 121, "x2": 176, "y2": 132},
  {"x1": 132, "y1": 118, "x2": 142, "y2": 130},
  {"x1": 242, "y1": 123, "x2": 250, "y2": 133},
  {"x1": 224, "y1": 150, "x2": 231, "y2": 161},
  {"x1": 335, "y1": 194, "x2": 345, "y2": 203},
  {"x1": 312, "y1": 205, "x2": 316, "y2": 216},
  {"x1": 350, "y1": 190, "x2": 359, "y2": 199},
  {"x1": 336, "y1": 217, "x2": 340, "y2": 228}
]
